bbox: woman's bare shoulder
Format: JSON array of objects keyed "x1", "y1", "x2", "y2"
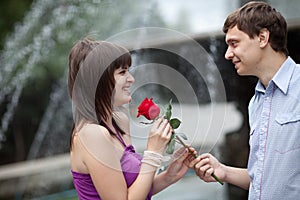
[
  {"x1": 75, "y1": 123, "x2": 116, "y2": 150},
  {"x1": 76, "y1": 124, "x2": 123, "y2": 167},
  {"x1": 79, "y1": 123, "x2": 110, "y2": 137}
]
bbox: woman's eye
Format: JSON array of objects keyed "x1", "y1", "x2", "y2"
[{"x1": 119, "y1": 70, "x2": 126, "y2": 75}]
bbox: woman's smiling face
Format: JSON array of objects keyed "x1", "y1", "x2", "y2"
[{"x1": 112, "y1": 65, "x2": 135, "y2": 107}]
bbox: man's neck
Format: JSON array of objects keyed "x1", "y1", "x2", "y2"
[{"x1": 258, "y1": 52, "x2": 287, "y2": 89}]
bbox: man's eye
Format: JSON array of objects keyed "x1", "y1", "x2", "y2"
[{"x1": 231, "y1": 41, "x2": 237, "y2": 46}]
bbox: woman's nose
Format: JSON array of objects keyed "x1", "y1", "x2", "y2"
[{"x1": 127, "y1": 72, "x2": 135, "y2": 83}]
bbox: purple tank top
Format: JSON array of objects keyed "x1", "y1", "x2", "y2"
[{"x1": 71, "y1": 130, "x2": 152, "y2": 200}]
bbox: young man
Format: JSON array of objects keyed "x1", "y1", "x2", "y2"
[{"x1": 190, "y1": 1, "x2": 300, "y2": 199}]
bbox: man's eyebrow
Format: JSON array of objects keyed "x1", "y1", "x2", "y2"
[{"x1": 226, "y1": 38, "x2": 236, "y2": 45}]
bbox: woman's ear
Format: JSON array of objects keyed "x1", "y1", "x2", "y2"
[{"x1": 258, "y1": 28, "x2": 269, "y2": 48}]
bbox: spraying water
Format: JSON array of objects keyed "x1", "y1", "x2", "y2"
[{"x1": 0, "y1": 0, "x2": 161, "y2": 156}]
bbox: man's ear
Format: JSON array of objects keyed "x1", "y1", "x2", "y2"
[{"x1": 258, "y1": 28, "x2": 269, "y2": 48}]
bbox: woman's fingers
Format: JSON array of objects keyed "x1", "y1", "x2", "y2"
[
  {"x1": 150, "y1": 117, "x2": 163, "y2": 136},
  {"x1": 158, "y1": 119, "x2": 168, "y2": 130},
  {"x1": 153, "y1": 117, "x2": 163, "y2": 128},
  {"x1": 162, "y1": 123, "x2": 172, "y2": 138},
  {"x1": 173, "y1": 147, "x2": 188, "y2": 161},
  {"x1": 152, "y1": 118, "x2": 172, "y2": 139},
  {"x1": 147, "y1": 118, "x2": 173, "y2": 153}
]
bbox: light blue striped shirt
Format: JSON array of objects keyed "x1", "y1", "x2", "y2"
[{"x1": 247, "y1": 57, "x2": 300, "y2": 200}]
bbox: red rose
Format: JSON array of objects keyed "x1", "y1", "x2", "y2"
[{"x1": 137, "y1": 97, "x2": 160, "y2": 120}]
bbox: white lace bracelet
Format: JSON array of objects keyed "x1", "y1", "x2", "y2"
[{"x1": 141, "y1": 150, "x2": 163, "y2": 168}]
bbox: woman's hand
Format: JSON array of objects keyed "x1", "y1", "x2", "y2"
[
  {"x1": 151, "y1": 146, "x2": 197, "y2": 194},
  {"x1": 147, "y1": 117, "x2": 172, "y2": 154},
  {"x1": 165, "y1": 146, "x2": 197, "y2": 183},
  {"x1": 189, "y1": 153, "x2": 225, "y2": 183}
]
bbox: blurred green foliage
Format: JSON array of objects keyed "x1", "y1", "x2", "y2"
[{"x1": 0, "y1": 0, "x2": 34, "y2": 49}]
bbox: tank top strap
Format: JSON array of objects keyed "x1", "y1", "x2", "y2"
[{"x1": 115, "y1": 130, "x2": 127, "y2": 147}]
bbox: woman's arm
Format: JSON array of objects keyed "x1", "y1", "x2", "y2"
[
  {"x1": 77, "y1": 124, "x2": 130, "y2": 200},
  {"x1": 80, "y1": 118, "x2": 173, "y2": 200},
  {"x1": 87, "y1": 151, "x2": 158, "y2": 200},
  {"x1": 152, "y1": 147, "x2": 196, "y2": 194}
]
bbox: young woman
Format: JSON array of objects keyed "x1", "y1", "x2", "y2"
[{"x1": 68, "y1": 38, "x2": 193, "y2": 200}]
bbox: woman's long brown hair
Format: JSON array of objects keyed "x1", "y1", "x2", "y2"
[{"x1": 68, "y1": 38, "x2": 131, "y2": 150}]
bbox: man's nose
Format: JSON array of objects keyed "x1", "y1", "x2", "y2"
[{"x1": 225, "y1": 47, "x2": 234, "y2": 60}]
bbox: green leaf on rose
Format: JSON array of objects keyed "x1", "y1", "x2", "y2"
[
  {"x1": 165, "y1": 109, "x2": 172, "y2": 121},
  {"x1": 164, "y1": 99, "x2": 173, "y2": 121},
  {"x1": 170, "y1": 118, "x2": 181, "y2": 129}
]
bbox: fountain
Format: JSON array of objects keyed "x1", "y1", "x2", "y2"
[
  {"x1": 0, "y1": 0, "x2": 174, "y2": 198},
  {"x1": 0, "y1": 1, "x2": 243, "y2": 199},
  {"x1": 0, "y1": 0, "x2": 165, "y2": 157}
]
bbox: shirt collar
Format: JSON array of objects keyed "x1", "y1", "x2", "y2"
[
  {"x1": 272, "y1": 56, "x2": 295, "y2": 95},
  {"x1": 255, "y1": 81, "x2": 265, "y2": 94},
  {"x1": 255, "y1": 57, "x2": 295, "y2": 95}
]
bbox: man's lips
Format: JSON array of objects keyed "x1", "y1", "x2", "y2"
[
  {"x1": 232, "y1": 59, "x2": 240, "y2": 65},
  {"x1": 233, "y1": 60, "x2": 241, "y2": 69}
]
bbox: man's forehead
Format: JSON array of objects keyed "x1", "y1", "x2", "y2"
[{"x1": 225, "y1": 26, "x2": 250, "y2": 43}]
